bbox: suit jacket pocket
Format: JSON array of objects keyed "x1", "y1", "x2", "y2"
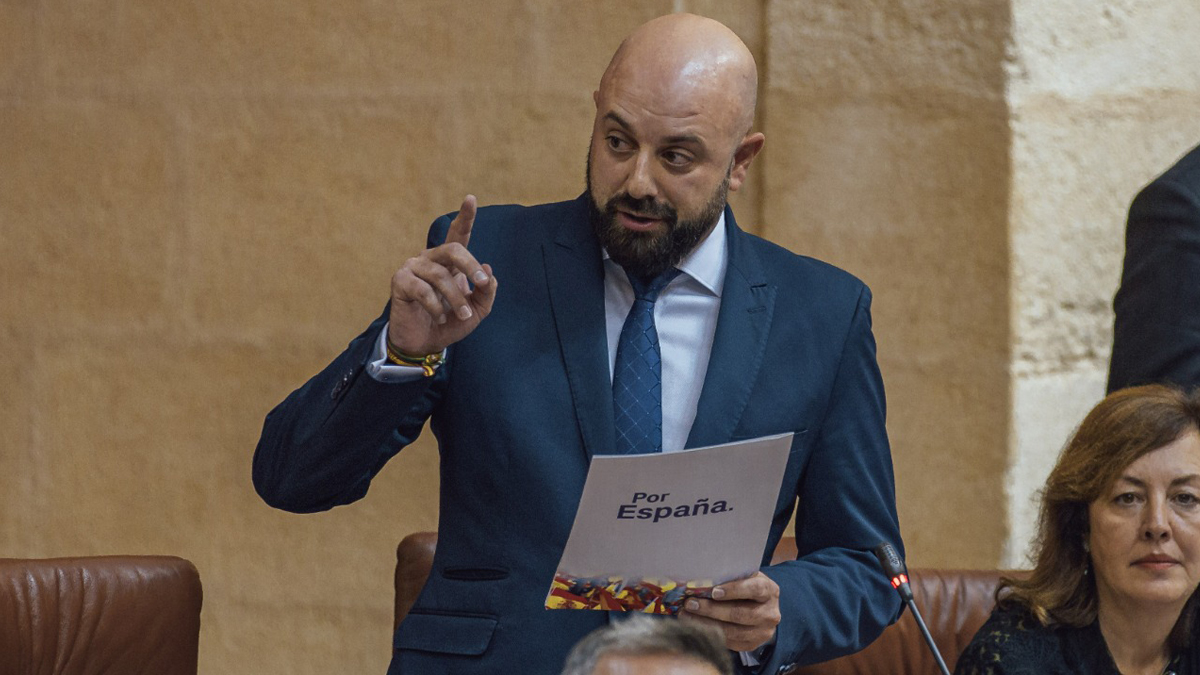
[
  {"x1": 393, "y1": 611, "x2": 498, "y2": 655},
  {"x1": 441, "y1": 566, "x2": 509, "y2": 581}
]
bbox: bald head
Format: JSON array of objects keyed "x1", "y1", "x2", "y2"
[
  {"x1": 585, "y1": 13, "x2": 766, "y2": 281},
  {"x1": 599, "y1": 14, "x2": 759, "y2": 138}
]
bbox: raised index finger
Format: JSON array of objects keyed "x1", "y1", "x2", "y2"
[{"x1": 445, "y1": 194, "x2": 477, "y2": 247}]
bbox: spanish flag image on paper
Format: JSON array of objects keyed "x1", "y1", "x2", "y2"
[{"x1": 545, "y1": 572, "x2": 714, "y2": 614}]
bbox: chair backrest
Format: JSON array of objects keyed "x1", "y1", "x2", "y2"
[
  {"x1": 0, "y1": 556, "x2": 203, "y2": 675},
  {"x1": 393, "y1": 533, "x2": 1006, "y2": 674},
  {"x1": 767, "y1": 538, "x2": 1006, "y2": 674},
  {"x1": 394, "y1": 531, "x2": 438, "y2": 632},
  {"x1": 791, "y1": 567, "x2": 1004, "y2": 674}
]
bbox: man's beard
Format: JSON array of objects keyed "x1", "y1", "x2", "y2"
[{"x1": 586, "y1": 151, "x2": 730, "y2": 282}]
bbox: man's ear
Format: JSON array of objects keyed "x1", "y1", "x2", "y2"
[{"x1": 728, "y1": 132, "x2": 765, "y2": 192}]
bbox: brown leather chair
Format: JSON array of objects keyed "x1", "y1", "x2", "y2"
[
  {"x1": 394, "y1": 531, "x2": 439, "y2": 632},
  {"x1": 394, "y1": 532, "x2": 1006, "y2": 674},
  {"x1": 792, "y1": 570, "x2": 1004, "y2": 674},
  {"x1": 0, "y1": 556, "x2": 203, "y2": 675}
]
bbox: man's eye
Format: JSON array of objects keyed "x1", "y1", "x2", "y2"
[
  {"x1": 607, "y1": 136, "x2": 628, "y2": 151},
  {"x1": 1174, "y1": 492, "x2": 1199, "y2": 506},
  {"x1": 662, "y1": 150, "x2": 691, "y2": 166},
  {"x1": 1115, "y1": 493, "x2": 1139, "y2": 505}
]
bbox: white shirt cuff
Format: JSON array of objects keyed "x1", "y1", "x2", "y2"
[{"x1": 365, "y1": 324, "x2": 439, "y2": 383}]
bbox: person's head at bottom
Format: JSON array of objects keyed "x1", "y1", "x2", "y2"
[
  {"x1": 1003, "y1": 384, "x2": 1200, "y2": 669},
  {"x1": 561, "y1": 615, "x2": 733, "y2": 675}
]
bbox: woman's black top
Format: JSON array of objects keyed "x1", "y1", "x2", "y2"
[{"x1": 954, "y1": 604, "x2": 1198, "y2": 675}]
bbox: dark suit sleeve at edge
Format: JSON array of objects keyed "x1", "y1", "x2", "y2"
[
  {"x1": 251, "y1": 305, "x2": 444, "y2": 513},
  {"x1": 1109, "y1": 175, "x2": 1200, "y2": 392},
  {"x1": 755, "y1": 285, "x2": 904, "y2": 673},
  {"x1": 252, "y1": 216, "x2": 458, "y2": 513}
]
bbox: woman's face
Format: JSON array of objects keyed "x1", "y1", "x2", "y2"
[{"x1": 1089, "y1": 430, "x2": 1200, "y2": 614}]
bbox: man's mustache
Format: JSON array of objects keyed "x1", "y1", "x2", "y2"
[{"x1": 606, "y1": 193, "x2": 677, "y2": 222}]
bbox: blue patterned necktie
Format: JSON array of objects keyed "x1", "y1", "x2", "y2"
[{"x1": 612, "y1": 267, "x2": 682, "y2": 455}]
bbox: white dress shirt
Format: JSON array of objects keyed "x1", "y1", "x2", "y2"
[{"x1": 602, "y1": 213, "x2": 725, "y2": 454}]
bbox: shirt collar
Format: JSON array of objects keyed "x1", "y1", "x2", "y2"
[{"x1": 600, "y1": 212, "x2": 728, "y2": 298}]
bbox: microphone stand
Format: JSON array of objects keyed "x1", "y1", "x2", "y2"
[{"x1": 874, "y1": 543, "x2": 952, "y2": 675}]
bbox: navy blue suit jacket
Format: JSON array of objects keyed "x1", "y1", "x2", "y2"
[
  {"x1": 253, "y1": 196, "x2": 904, "y2": 674},
  {"x1": 1110, "y1": 143, "x2": 1200, "y2": 393}
]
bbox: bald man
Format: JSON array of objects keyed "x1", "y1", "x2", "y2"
[{"x1": 254, "y1": 14, "x2": 903, "y2": 675}]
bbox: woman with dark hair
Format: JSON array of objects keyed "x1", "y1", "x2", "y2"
[{"x1": 956, "y1": 385, "x2": 1200, "y2": 675}]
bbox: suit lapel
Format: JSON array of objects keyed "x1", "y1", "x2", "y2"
[
  {"x1": 684, "y1": 209, "x2": 776, "y2": 449},
  {"x1": 543, "y1": 198, "x2": 616, "y2": 460}
]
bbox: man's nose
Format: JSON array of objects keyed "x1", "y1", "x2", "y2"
[{"x1": 624, "y1": 152, "x2": 658, "y2": 200}]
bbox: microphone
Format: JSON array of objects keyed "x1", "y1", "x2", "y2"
[{"x1": 873, "y1": 543, "x2": 951, "y2": 675}]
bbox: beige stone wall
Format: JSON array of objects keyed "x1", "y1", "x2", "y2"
[
  {"x1": 4, "y1": 0, "x2": 1199, "y2": 672},
  {"x1": 1004, "y1": 0, "x2": 1200, "y2": 566},
  {"x1": 763, "y1": 0, "x2": 1014, "y2": 568}
]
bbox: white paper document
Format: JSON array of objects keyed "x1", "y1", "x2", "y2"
[{"x1": 545, "y1": 432, "x2": 793, "y2": 614}]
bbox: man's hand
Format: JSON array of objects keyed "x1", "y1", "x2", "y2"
[
  {"x1": 388, "y1": 195, "x2": 498, "y2": 356},
  {"x1": 679, "y1": 571, "x2": 781, "y2": 652}
]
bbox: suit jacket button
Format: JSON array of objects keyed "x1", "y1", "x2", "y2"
[{"x1": 331, "y1": 371, "x2": 352, "y2": 399}]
